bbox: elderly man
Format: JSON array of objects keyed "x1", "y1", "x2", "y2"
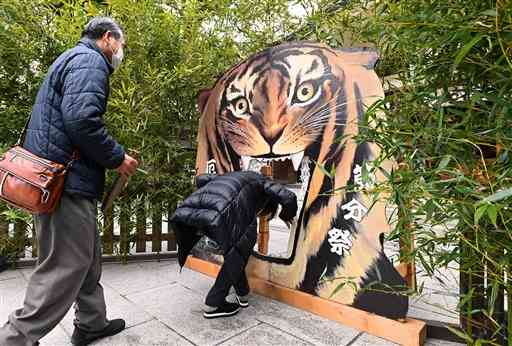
[{"x1": 0, "y1": 17, "x2": 138, "y2": 346}]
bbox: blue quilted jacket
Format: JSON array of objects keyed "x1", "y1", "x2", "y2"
[{"x1": 23, "y1": 38, "x2": 125, "y2": 200}]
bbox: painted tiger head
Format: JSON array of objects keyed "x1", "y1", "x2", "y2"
[
  {"x1": 197, "y1": 43, "x2": 382, "y2": 173},
  {"x1": 196, "y1": 42, "x2": 408, "y2": 318},
  {"x1": 196, "y1": 42, "x2": 383, "y2": 204}
]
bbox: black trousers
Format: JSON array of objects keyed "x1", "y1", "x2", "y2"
[{"x1": 205, "y1": 220, "x2": 257, "y2": 307}]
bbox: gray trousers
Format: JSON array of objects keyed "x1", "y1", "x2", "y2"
[{"x1": 0, "y1": 193, "x2": 108, "y2": 345}]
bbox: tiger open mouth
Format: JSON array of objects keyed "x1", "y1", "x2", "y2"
[
  {"x1": 240, "y1": 151, "x2": 305, "y2": 172},
  {"x1": 239, "y1": 151, "x2": 310, "y2": 259}
]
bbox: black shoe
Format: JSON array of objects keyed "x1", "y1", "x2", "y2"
[
  {"x1": 203, "y1": 302, "x2": 240, "y2": 319},
  {"x1": 235, "y1": 295, "x2": 249, "y2": 308},
  {"x1": 71, "y1": 319, "x2": 126, "y2": 346}
]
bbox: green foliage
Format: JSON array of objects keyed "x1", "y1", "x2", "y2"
[
  {"x1": 331, "y1": 0, "x2": 511, "y2": 343},
  {"x1": 0, "y1": 207, "x2": 32, "y2": 265}
]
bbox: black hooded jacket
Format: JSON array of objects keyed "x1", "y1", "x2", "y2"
[{"x1": 170, "y1": 171, "x2": 298, "y2": 271}]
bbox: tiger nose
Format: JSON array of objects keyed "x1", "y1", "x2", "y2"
[{"x1": 263, "y1": 127, "x2": 285, "y2": 149}]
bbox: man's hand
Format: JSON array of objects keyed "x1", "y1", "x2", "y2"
[{"x1": 115, "y1": 154, "x2": 139, "y2": 177}]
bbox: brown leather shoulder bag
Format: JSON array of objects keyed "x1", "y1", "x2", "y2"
[{"x1": 0, "y1": 119, "x2": 78, "y2": 214}]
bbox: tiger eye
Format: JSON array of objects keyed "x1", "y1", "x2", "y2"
[
  {"x1": 233, "y1": 97, "x2": 249, "y2": 117},
  {"x1": 296, "y1": 82, "x2": 315, "y2": 102}
]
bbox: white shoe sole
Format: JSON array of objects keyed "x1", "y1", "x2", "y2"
[
  {"x1": 235, "y1": 295, "x2": 249, "y2": 308},
  {"x1": 203, "y1": 307, "x2": 240, "y2": 319}
]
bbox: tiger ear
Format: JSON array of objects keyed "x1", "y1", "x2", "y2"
[
  {"x1": 336, "y1": 48, "x2": 379, "y2": 69},
  {"x1": 197, "y1": 89, "x2": 212, "y2": 114}
]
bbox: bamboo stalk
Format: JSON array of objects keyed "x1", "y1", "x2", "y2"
[
  {"x1": 487, "y1": 231, "x2": 506, "y2": 344},
  {"x1": 398, "y1": 204, "x2": 416, "y2": 291},
  {"x1": 507, "y1": 252, "x2": 511, "y2": 345},
  {"x1": 460, "y1": 229, "x2": 486, "y2": 340}
]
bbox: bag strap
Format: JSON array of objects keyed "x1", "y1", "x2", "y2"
[
  {"x1": 66, "y1": 150, "x2": 80, "y2": 170},
  {"x1": 15, "y1": 116, "x2": 31, "y2": 147},
  {"x1": 16, "y1": 115, "x2": 80, "y2": 169}
]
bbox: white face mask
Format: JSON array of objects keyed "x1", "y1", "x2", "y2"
[
  {"x1": 107, "y1": 38, "x2": 124, "y2": 69},
  {"x1": 111, "y1": 46, "x2": 124, "y2": 69}
]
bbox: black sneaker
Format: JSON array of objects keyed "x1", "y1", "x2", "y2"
[
  {"x1": 71, "y1": 319, "x2": 126, "y2": 346},
  {"x1": 203, "y1": 302, "x2": 240, "y2": 319},
  {"x1": 235, "y1": 295, "x2": 249, "y2": 308}
]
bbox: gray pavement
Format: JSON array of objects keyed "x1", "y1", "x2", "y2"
[{"x1": 0, "y1": 260, "x2": 464, "y2": 346}]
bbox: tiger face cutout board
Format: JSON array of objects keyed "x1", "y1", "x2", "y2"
[{"x1": 194, "y1": 42, "x2": 409, "y2": 320}]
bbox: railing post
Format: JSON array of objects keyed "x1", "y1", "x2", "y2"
[
  {"x1": 14, "y1": 220, "x2": 26, "y2": 259},
  {"x1": 136, "y1": 196, "x2": 146, "y2": 253},
  {"x1": 258, "y1": 165, "x2": 272, "y2": 255},
  {"x1": 119, "y1": 199, "x2": 132, "y2": 257},
  {"x1": 167, "y1": 201, "x2": 177, "y2": 251},
  {"x1": 31, "y1": 221, "x2": 37, "y2": 258},
  {"x1": 152, "y1": 201, "x2": 162, "y2": 253},
  {"x1": 103, "y1": 206, "x2": 114, "y2": 255},
  {"x1": 0, "y1": 213, "x2": 8, "y2": 248}
]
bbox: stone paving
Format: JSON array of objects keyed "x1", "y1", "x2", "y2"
[{"x1": 0, "y1": 260, "x2": 464, "y2": 346}]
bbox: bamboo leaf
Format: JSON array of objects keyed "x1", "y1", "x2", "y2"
[
  {"x1": 486, "y1": 204, "x2": 498, "y2": 225},
  {"x1": 313, "y1": 160, "x2": 332, "y2": 179},
  {"x1": 438, "y1": 155, "x2": 451, "y2": 169},
  {"x1": 446, "y1": 326, "x2": 473, "y2": 343},
  {"x1": 480, "y1": 188, "x2": 512, "y2": 204},
  {"x1": 481, "y1": 9, "x2": 497, "y2": 17},
  {"x1": 474, "y1": 204, "x2": 488, "y2": 225},
  {"x1": 454, "y1": 34, "x2": 485, "y2": 68},
  {"x1": 329, "y1": 281, "x2": 347, "y2": 298},
  {"x1": 488, "y1": 281, "x2": 498, "y2": 317}
]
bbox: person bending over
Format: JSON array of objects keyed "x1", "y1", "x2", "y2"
[{"x1": 170, "y1": 171, "x2": 297, "y2": 319}]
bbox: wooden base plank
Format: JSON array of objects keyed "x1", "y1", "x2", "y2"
[{"x1": 186, "y1": 256, "x2": 426, "y2": 346}]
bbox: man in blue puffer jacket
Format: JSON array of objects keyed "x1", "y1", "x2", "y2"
[{"x1": 0, "y1": 17, "x2": 138, "y2": 346}]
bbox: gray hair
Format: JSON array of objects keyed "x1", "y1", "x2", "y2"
[{"x1": 81, "y1": 16, "x2": 123, "y2": 40}]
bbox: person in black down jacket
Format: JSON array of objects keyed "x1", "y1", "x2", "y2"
[
  {"x1": 0, "y1": 17, "x2": 138, "y2": 346},
  {"x1": 170, "y1": 171, "x2": 298, "y2": 319}
]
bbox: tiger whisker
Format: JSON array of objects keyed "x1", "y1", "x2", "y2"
[
  {"x1": 283, "y1": 97, "x2": 359, "y2": 143},
  {"x1": 293, "y1": 90, "x2": 346, "y2": 125},
  {"x1": 221, "y1": 120, "x2": 252, "y2": 139},
  {"x1": 298, "y1": 98, "x2": 362, "y2": 126}
]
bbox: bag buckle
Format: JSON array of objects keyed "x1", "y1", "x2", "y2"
[
  {"x1": 41, "y1": 189, "x2": 50, "y2": 204},
  {"x1": 0, "y1": 173, "x2": 7, "y2": 196}
]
